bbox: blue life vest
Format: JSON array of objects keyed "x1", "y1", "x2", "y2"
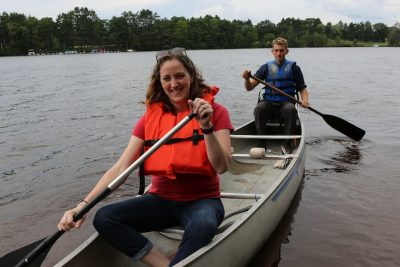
[{"x1": 263, "y1": 60, "x2": 297, "y2": 102}]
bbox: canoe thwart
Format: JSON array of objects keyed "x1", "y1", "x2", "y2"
[
  {"x1": 230, "y1": 134, "x2": 302, "y2": 140},
  {"x1": 232, "y1": 153, "x2": 298, "y2": 159},
  {"x1": 220, "y1": 192, "x2": 263, "y2": 200}
]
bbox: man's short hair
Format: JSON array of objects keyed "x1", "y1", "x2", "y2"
[{"x1": 272, "y1": 37, "x2": 288, "y2": 48}]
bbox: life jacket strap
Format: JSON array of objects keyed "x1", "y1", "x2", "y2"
[{"x1": 144, "y1": 130, "x2": 204, "y2": 147}]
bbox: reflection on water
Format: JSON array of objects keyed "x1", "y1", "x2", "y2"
[
  {"x1": 247, "y1": 178, "x2": 305, "y2": 267},
  {"x1": 330, "y1": 140, "x2": 361, "y2": 165},
  {"x1": 248, "y1": 135, "x2": 367, "y2": 267},
  {"x1": 306, "y1": 137, "x2": 363, "y2": 175}
]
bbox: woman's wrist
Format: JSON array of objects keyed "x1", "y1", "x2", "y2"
[
  {"x1": 78, "y1": 199, "x2": 88, "y2": 207},
  {"x1": 201, "y1": 124, "x2": 214, "y2": 135},
  {"x1": 200, "y1": 122, "x2": 212, "y2": 128}
]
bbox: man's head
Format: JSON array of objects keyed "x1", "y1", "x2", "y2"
[{"x1": 271, "y1": 37, "x2": 289, "y2": 64}]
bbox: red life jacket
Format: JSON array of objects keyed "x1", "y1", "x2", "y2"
[{"x1": 144, "y1": 86, "x2": 219, "y2": 179}]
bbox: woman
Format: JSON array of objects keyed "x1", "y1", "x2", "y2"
[{"x1": 58, "y1": 47, "x2": 233, "y2": 267}]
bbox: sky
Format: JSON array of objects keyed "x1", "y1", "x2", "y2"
[{"x1": 1, "y1": 0, "x2": 399, "y2": 26}]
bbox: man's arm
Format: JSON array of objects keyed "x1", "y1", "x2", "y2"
[
  {"x1": 299, "y1": 88, "x2": 309, "y2": 108},
  {"x1": 293, "y1": 64, "x2": 309, "y2": 107},
  {"x1": 242, "y1": 64, "x2": 267, "y2": 91},
  {"x1": 293, "y1": 64, "x2": 306, "y2": 91},
  {"x1": 242, "y1": 70, "x2": 259, "y2": 91}
]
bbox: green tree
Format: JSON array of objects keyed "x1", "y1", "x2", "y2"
[
  {"x1": 304, "y1": 18, "x2": 323, "y2": 34},
  {"x1": 0, "y1": 8, "x2": 397, "y2": 56},
  {"x1": 187, "y1": 17, "x2": 208, "y2": 49},
  {"x1": 373, "y1": 23, "x2": 388, "y2": 42},
  {"x1": 256, "y1": 19, "x2": 276, "y2": 47},
  {"x1": 25, "y1": 16, "x2": 40, "y2": 50},
  {"x1": 56, "y1": 12, "x2": 75, "y2": 51},
  {"x1": 331, "y1": 24, "x2": 343, "y2": 46},
  {"x1": 108, "y1": 16, "x2": 129, "y2": 50},
  {"x1": 231, "y1": 19, "x2": 256, "y2": 48},
  {"x1": 135, "y1": 9, "x2": 160, "y2": 50},
  {"x1": 170, "y1": 17, "x2": 189, "y2": 48},
  {"x1": 4, "y1": 13, "x2": 30, "y2": 55},
  {"x1": 72, "y1": 7, "x2": 101, "y2": 50},
  {"x1": 241, "y1": 20, "x2": 258, "y2": 48},
  {"x1": 122, "y1": 11, "x2": 140, "y2": 50},
  {"x1": 0, "y1": 13, "x2": 9, "y2": 51},
  {"x1": 285, "y1": 25, "x2": 302, "y2": 47},
  {"x1": 276, "y1": 18, "x2": 307, "y2": 47},
  {"x1": 325, "y1": 22, "x2": 333, "y2": 39},
  {"x1": 388, "y1": 27, "x2": 400, "y2": 46},
  {"x1": 364, "y1": 21, "x2": 374, "y2": 41},
  {"x1": 37, "y1": 17, "x2": 57, "y2": 51},
  {"x1": 199, "y1": 15, "x2": 223, "y2": 49},
  {"x1": 94, "y1": 19, "x2": 107, "y2": 49},
  {"x1": 303, "y1": 32, "x2": 328, "y2": 47}
]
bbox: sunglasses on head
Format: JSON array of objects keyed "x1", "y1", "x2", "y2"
[{"x1": 155, "y1": 47, "x2": 187, "y2": 61}]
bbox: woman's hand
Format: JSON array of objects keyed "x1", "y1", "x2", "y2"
[
  {"x1": 57, "y1": 202, "x2": 88, "y2": 231},
  {"x1": 188, "y1": 98, "x2": 213, "y2": 128}
]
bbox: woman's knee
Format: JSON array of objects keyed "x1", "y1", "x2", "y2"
[
  {"x1": 187, "y1": 215, "x2": 219, "y2": 240},
  {"x1": 93, "y1": 205, "x2": 114, "y2": 232}
]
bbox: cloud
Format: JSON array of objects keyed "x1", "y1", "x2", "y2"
[
  {"x1": 169, "y1": 0, "x2": 391, "y2": 25},
  {"x1": 1, "y1": 0, "x2": 170, "y2": 19},
  {"x1": 0, "y1": 0, "x2": 398, "y2": 25}
]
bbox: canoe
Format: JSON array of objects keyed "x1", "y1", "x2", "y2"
[{"x1": 55, "y1": 118, "x2": 306, "y2": 267}]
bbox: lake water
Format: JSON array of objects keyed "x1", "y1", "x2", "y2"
[{"x1": 1, "y1": 48, "x2": 400, "y2": 266}]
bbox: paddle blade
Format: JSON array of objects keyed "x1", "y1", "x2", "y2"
[
  {"x1": 321, "y1": 113, "x2": 365, "y2": 141},
  {"x1": 0, "y1": 237, "x2": 50, "y2": 267}
]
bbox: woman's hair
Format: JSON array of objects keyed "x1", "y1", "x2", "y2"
[{"x1": 146, "y1": 53, "x2": 210, "y2": 113}]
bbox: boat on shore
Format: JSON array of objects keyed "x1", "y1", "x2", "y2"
[{"x1": 55, "y1": 117, "x2": 306, "y2": 267}]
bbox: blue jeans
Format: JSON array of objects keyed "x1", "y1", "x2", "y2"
[{"x1": 93, "y1": 194, "x2": 224, "y2": 266}]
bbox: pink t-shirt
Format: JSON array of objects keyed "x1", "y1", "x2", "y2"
[{"x1": 132, "y1": 102, "x2": 233, "y2": 201}]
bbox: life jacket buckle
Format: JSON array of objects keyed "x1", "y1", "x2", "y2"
[{"x1": 193, "y1": 129, "x2": 199, "y2": 145}]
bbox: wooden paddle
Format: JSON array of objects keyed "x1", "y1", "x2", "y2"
[
  {"x1": 0, "y1": 112, "x2": 197, "y2": 267},
  {"x1": 249, "y1": 74, "x2": 365, "y2": 141}
]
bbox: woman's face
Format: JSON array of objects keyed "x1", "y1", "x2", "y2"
[{"x1": 159, "y1": 58, "x2": 192, "y2": 109}]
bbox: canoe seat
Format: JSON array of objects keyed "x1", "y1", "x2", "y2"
[
  {"x1": 266, "y1": 121, "x2": 282, "y2": 127},
  {"x1": 265, "y1": 116, "x2": 301, "y2": 131}
]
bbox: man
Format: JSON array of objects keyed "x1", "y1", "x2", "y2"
[{"x1": 242, "y1": 37, "x2": 309, "y2": 150}]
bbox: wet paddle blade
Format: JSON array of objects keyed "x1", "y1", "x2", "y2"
[
  {"x1": 0, "y1": 237, "x2": 50, "y2": 267},
  {"x1": 321, "y1": 113, "x2": 365, "y2": 141},
  {"x1": 1, "y1": 230, "x2": 64, "y2": 267}
]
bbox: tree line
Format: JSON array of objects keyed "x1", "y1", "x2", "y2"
[{"x1": 1, "y1": 7, "x2": 400, "y2": 56}]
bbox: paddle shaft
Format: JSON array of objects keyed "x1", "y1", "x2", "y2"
[
  {"x1": 249, "y1": 74, "x2": 316, "y2": 110},
  {"x1": 15, "y1": 112, "x2": 197, "y2": 267},
  {"x1": 250, "y1": 74, "x2": 364, "y2": 118}
]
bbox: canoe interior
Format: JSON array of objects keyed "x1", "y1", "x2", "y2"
[{"x1": 55, "y1": 119, "x2": 305, "y2": 267}]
